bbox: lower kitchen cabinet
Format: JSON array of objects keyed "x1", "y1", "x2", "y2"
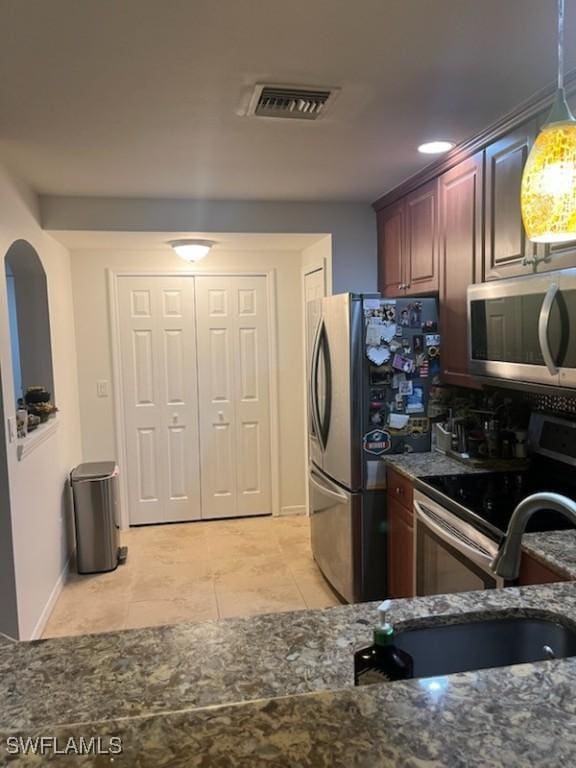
[
  {"x1": 387, "y1": 469, "x2": 415, "y2": 599},
  {"x1": 518, "y1": 552, "x2": 569, "y2": 586},
  {"x1": 388, "y1": 498, "x2": 415, "y2": 598}
]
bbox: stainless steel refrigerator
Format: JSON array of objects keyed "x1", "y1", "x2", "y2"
[{"x1": 308, "y1": 293, "x2": 440, "y2": 603}]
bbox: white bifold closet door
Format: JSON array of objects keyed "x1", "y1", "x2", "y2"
[
  {"x1": 194, "y1": 275, "x2": 272, "y2": 519},
  {"x1": 118, "y1": 276, "x2": 202, "y2": 525}
]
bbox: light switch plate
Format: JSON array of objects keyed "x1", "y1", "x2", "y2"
[{"x1": 96, "y1": 380, "x2": 109, "y2": 398}]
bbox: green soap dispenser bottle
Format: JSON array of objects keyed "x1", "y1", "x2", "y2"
[{"x1": 354, "y1": 600, "x2": 414, "y2": 686}]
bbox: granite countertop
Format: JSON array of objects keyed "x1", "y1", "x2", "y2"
[
  {"x1": 16, "y1": 657, "x2": 576, "y2": 767},
  {"x1": 383, "y1": 449, "x2": 527, "y2": 482},
  {"x1": 523, "y1": 530, "x2": 576, "y2": 580},
  {"x1": 384, "y1": 450, "x2": 482, "y2": 480},
  {"x1": 4, "y1": 582, "x2": 576, "y2": 765}
]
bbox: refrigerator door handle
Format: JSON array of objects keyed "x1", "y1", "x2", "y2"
[
  {"x1": 309, "y1": 319, "x2": 323, "y2": 446},
  {"x1": 311, "y1": 319, "x2": 331, "y2": 451},
  {"x1": 321, "y1": 323, "x2": 333, "y2": 447},
  {"x1": 309, "y1": 469, "x2": 349, "y2": 505},
  {"x1": 312, "y1": 321, "x2": 332, "y2": 449}
]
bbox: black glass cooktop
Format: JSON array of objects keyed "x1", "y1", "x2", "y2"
[{"x1": 421, "y1": 462, "x2": 576, "y2": 537}]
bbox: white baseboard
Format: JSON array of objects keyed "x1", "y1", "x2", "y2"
[
  {"x1": 278, "y1": 505, "x2": 307, "y2": 517},
  {"x1": 29, "y1": 551, "x2": 73, "y2": 640}
]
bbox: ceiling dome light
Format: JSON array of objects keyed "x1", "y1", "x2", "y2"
[
  {"x1": 521, "y1": 0, "x2": 576, "y2": 244},
  {"x1": 417, "y1": 140, "x2": 455, "y2": 155},
  {"x1": 168, "y1": 239, "x2": 216, "y2": 262}
]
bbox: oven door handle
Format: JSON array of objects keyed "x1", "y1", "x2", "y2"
[
  {"x1": 538, "y1": 282, "x2": 559, "y2": 376},
  {"x1": 414, "y1": 500, "x2": 497, "y2": 571}
]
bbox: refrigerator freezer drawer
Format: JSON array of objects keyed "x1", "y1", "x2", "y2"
[
  {"x1": 309, "y1": 466, "x2": 388, "y2": 603},
  {"x1": 309, "y1": 467, "x2": 357, "y2": 603}
]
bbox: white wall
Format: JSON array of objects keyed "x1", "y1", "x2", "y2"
[
  {"x1": 41, "y1": 197, "x2": 378, "y2": 293},
  {"x1": 0, "y1": 165, "x2": 81, "y2": 639},
  {"x1": 70, "y1": 246, "x2": 307, "y2": 518}
]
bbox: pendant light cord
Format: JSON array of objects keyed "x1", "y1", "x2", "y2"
[{"x1": 558, "y1": 0, "x2": 565, "y2": 91}]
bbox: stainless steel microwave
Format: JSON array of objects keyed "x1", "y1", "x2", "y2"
[{"x1": 467, "y1": 268, "x2": 576, "y2": 389}]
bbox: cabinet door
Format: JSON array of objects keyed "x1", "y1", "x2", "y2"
[
  {"x1": 518, "y1": 552, "x2": 568, "y2": 585},
  {"x1": 405, "y1": 179, "x2": 439, "y2": 295},
  {"x1": 439, "y1": 153, "x2": 484, "y2": 389},
  {"x1": 377, "y1": 200, "x2": 406, "y2": 297},
  {"x1": 547, "y1": 237, "x2": 576, "y2": 268},
  {"x1": 485, "y1": 121, "x2": 542, "y2": 280},
  {"x1": 387, "y1": 497, "x2": 415, "y2": 598}
]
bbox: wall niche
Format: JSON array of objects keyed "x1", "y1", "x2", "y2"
[{"x1": 4, "y1": 240, "x2": 55, "y2": 408}]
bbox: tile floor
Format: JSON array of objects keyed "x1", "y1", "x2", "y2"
[{"x1": 43, "y1": 514, "x2": 342, "y2": 638}]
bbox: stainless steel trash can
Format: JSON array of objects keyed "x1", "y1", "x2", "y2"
[{"x1": 70, "y1": 462, "x2": 126, "y2": 574}]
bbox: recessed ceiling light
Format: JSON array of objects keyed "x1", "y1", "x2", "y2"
[
  {"x1": 417, "y1": 140, "x2": 455, "y2": 155},
  {"x1": 168, "y1": 239, "x2": 216, "y2": 262}
]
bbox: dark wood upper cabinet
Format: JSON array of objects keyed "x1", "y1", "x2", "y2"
[
  {"x1": 405, "y1": 179, "x2": 439, "y2": 295},
  {"x1": 372, "y1": 79, "x2": 576, "y2": 390},
  {"x1": 547, "y1": 237, "x2": 576, "y2": 266},
  {"x1": 377, "y1": 199, "x2": 405, "y2": 297},
  {"x1": 438, "y1": 152, "x2": 483, "y2": 389},
  {"x1": 484, "y1": 121, "x2": 542, "y2": 280},
  {"x1": 377, "y1": 180, "x2": 438, "y2": 297}
]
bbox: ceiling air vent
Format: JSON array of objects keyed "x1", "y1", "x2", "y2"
[{"x1": 245, "y1": 84, "x2": 339, "y2": 121}]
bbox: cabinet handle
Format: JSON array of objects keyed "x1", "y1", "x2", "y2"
[{"x1": 395, "y1": 486, "x2": 404, "y2": 495}]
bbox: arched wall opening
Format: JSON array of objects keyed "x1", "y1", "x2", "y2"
[{"x1": 4, "y1": 239, "x2": 55, "y2": 406}]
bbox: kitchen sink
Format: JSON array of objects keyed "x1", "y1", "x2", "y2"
[{"x1": 394, "y1": 616, "x2": 576, "y2": 679}]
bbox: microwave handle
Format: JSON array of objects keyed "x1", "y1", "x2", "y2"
[{"x1": 538, "y1": 282, "x2": 559, "y2": 376}]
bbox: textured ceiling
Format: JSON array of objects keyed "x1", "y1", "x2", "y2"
[{"x1": 0, "y1": 0, "x2": 574, "y2": 201}]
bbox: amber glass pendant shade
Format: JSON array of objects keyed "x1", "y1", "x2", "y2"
[
  {"x1": 520, "y1": 0, "x2": 576, "y2": 244},
  {"x1": 521, "y1": 119, "x2": 576, "y2": 243}
]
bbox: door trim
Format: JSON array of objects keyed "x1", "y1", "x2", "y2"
[{"x1": 108, "y1": 269, "x2": 281, "y2": 528}]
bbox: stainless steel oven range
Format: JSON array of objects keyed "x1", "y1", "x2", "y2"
[
  {"x1": 414, "y1": 490, "x2": 503, "y2": 595},
  {"x1": 414, "y1": 413, "x2": 576, "y2": 597}
]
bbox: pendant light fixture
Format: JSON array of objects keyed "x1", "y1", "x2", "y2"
[
  {"x1": 168, "y1": 239, "x2": 216, "y2": 262},
  {"x1": 521, "y1": 0, "x2": 576, "y2": 243}
]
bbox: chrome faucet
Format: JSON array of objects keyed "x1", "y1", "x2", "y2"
[{"x1": 491, "y1": 492, "x2": 576, "y2": 581}]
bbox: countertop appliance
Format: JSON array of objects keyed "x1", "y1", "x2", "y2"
[
  {"x1": 468, "y1": 267, "x2": 576, "y2": 390},
  {"x1": 414, "y1": 413, "x2": 576, "y2": 597},
  {"x1": 308, "y1": 293, "x2": 439, "y2": 603}
]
